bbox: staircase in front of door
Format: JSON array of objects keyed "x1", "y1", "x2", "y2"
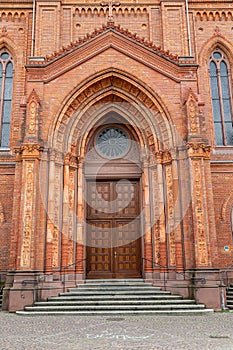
[{"x1": 17, "y1": 279, "x2": 213, "y2": 316}]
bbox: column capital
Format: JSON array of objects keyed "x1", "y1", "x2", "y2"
[
  {"x1": 186, "y1": 142, "x2": 211, "y2": 159},
  {"x1": 155, "y1": 150, "x2": 172, "y2": 164}
]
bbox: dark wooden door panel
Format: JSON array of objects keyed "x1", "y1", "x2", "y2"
[
  {"x1": 114, "y1": 220, "x2": 141, "y2": 277},
  {"x1": 87, "y1": 182, "x2": 111, "y2": 217},
  {"x1": 114, "y1": 180, "x2": 139, "y2": 216},
  {"x1": 86, "y1": 220, "x2": 113, "y2": 278},
  {"x1": 86, "y1": 180, "x2": 141, "y2": 278}
]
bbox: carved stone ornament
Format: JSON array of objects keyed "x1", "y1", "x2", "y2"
[
  {"x1": 21, "y1": 144, "x2": 42, "y2": 158},
  {"x1": 155, "y1": 150, "x2": 172, "y2": 164},
  {"x1": 28, "y1": 101, "x2": 37, "y2": 134},
  {"x1": 165, "y1": 165, "x2": 176, "y2": 266},
  {"x1": 20, "y1": 162, "x2": 34, "y2": 268},
  {"x1": 64, "y1": 152, "x2": 78, "y2": 167},
  {"x1": 184, "y1": 89, "x2": 200, "y2": 135},
  {"x1": 53, "y1": 166, "x2": 62, "y2": 267},
  {"x1": 27, "y1": 89, "x2": 40, "y2": 136},
  {"x1": 186, "y1": 143, "x2": 211, "y2": 159},
  {"x1": 193, "y1": 160, "x2": 208, "y2": 266},
  {"x1": 189, "y1": 100, "x2": 197, "y2": 133},
  {"x1": 1, "y1": 27, "x2": 7, "y2": 36},
  {"x1": 47, "y1": 165, "x2": 62, "y2": 268},
  {"x1": 214, "y1": 26, "x2": 220, "y2": 35}
]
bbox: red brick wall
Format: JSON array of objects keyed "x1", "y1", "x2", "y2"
[
  {"x1": 0, "y1": 166, "x2": 15, "y2": 273},
  {"x1": 211, "y1": 165, "x2": 233, "y2": 267}
]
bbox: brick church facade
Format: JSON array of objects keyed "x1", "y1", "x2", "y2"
[{"x1": 0, "y1": 0, "x2": 233, "y2": 312}]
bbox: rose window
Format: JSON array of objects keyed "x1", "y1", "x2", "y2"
[{"x1": 96, "y1": 127, "x2": 129, "y2": 159}]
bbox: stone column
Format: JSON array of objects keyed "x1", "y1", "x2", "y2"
[
  {"x1": 142, "y1": 156, "x2": 153, "y2": 279},
  {"x1": 186, "y1": 142, "x2": 221, "y2": 309},
  {"x1": 75, "y1": 158, "x2": 85, "y2": 280},
  {"x1": 171, "y1": 153, "x2": 184, "y2": 271},
  {"x1": 20, "y1": 144, "x2": 42, "y2": 270},
  {"x1": 156, "y1": 153, "x2": 167, "y2": 269},
  {"x1": 61, "y1": 154, "x2": 70, "y2": 269},
  {"x1": 61, "y1": 151, "x2": 78, "y2": 278},
  {"x1": 7, "y1": 144, "x2": 43, "y2": 312},
  {"x1": 186, "y1": 143, "x2": 211, "y2": 268}
]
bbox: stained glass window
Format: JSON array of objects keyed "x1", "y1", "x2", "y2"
[
  {"x1": 0, "y1": 49, "x2": 13, "y2": 148},
  {"x1": 209, "y1": 50, "x2": 233, "y2": 146}
]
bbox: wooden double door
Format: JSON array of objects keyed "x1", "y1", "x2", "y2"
[{"x1": 86, "y1": 180, "x2": 142, "y2": 278}]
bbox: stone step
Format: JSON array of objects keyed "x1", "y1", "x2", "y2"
[
  {"x1": 48, "y1": 294, "x2": 183, "y2": 301},
  {"x1": 35, "y1": 299, "x2": 196, "y2": 306},
  {"x1": 85, "y1": 278, "x2": 145, "y2": 284},
  {"x1": 24, "y1": 304, "x2": 206, "y2": 312},
  {"x1": 75, "y1": 283, "x2": 156, "y2": 288},
  {"x1": 68, "y1": 286, "x2": 162, "y2": 292},
  {"x1": 59, "y1": 290, "x2": 172, "y2": 296},
  {"x1": 17, "y1": 279, "x2": 213, "y2": 316},
  {"x1": 16, "y1": 309, "x2": 214, "y2": 316}
]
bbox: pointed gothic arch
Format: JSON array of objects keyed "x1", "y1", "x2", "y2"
[
  {"x1": 209, "y1": 48, "x2": 233, "y2": 146},
  {"x1": 49, "y1": 69, "x2": 178, "y2": 157},
  {"x1": 198, "y1": 33, "x2": 233, "y2": 66}
]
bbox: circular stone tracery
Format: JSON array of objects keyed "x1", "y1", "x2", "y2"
[{"x1": 96, "y1": 127, "x2": 129, "y2": 159}]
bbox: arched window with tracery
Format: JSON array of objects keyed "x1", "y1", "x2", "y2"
[
  {"x1": 209, "y1": 49, "x2": 233, "y2": 146},
  {"x1": 0, "y1": 48, "x2": 13, "y2": 148}
]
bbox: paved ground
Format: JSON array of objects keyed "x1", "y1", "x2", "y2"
[{"x1": 1, "y1": 312, "x2": 233, "y2": 349}]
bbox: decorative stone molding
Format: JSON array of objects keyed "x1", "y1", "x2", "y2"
[
  {"x1": 193, "y1": 160, "x2": 209, "y2": 266},
  {"x1": 20, "y1": 162, "x2": 34, "y2": 268},
  {"x1": 14, "y1": 144, "x2": 43, "y2": 160},
  {"x1": 35, "y1": 25, "x2": 179, "y2": 64},
  {"x1": 195, "y1": 11, "x2": 233, "y2": 21},
  {"x1": 64, "y1": 152, "x2": 78, "y2": 168},
  {"x1": 0, "y1": 12, "x2": 26, "y2": 22},
  {"x1": 165, "y1": 164, "x2": 176, "y2": 266},
  {"x1": 155, "y1": 150, "x2": 172, "y2": 164},
  {"x1": 21, "y1": 144, "x2": 42, "y2": 158}
]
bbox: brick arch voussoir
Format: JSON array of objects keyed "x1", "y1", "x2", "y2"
[
  {"x1": 220, "y1": 190, "x2": 233, "y2": 221},
  {"x1": 0, "y1": 36, "x2": 21, "y2": 62},
  {"x1": 56, "y1": 92, "x2": 170, "y2": 156},
  {"x1": 70, "y1": 94, "x2": 152, "y2": 153},
  {"x1": 53, "y1": 72, "x2": 174, "y2": 154}
]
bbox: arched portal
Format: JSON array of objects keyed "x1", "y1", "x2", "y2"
[
  {"x1": 45, "y1": 70, "x2": 186, "y2": 282},
  {"x1": 84, "y1": 113, "x2": 143, "y2": 278}
]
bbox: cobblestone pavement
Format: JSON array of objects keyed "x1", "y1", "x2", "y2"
[{"x1": 1, "y1": 312, "x2": 233, "y2": 350}]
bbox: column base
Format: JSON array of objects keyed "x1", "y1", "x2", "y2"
[
  {"x1": 151, "y1": 268, "x2": 223, "y2": 310},
  {"x1": 3, "y1": 270, "x2": 85, "y2": 312}
]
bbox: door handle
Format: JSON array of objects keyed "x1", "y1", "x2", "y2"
[{"x1": 114, "y1": 251, "x2": 117, "y2": 258}]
